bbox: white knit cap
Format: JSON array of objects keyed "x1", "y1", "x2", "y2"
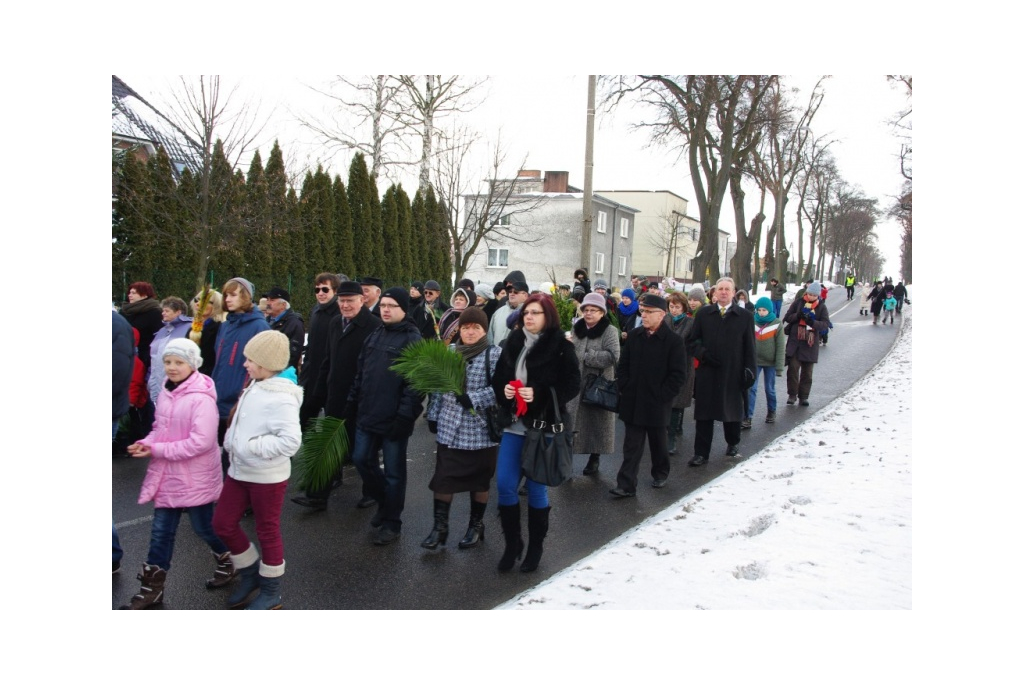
[
  {"x1": 243, "y1": 330, "x2": 290, "y2": 372},
  {"x1": 163, "y1": 338, "x2": 203, "y2": 370}
]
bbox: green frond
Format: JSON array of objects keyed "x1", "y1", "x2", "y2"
[
  {"x1": 389, "y1": 338, "x2": 465, "y2": 395},
  {"x1": 292, "y1": 416, "x2": 349, "y2": 492}
]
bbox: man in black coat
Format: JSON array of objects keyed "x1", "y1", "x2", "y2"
[
  {"x1": 610, "y1": 295, "x2": 688, "y2": 498},
  {"x1": 685, "y1": 277, "x2": 757, "y2": 466},
  {"x1": 264, "y1": 286, "x2": 305, "y2": 370},
  {"x1": 298, "y1": 273, "x2": 341, "y2": 427},
  {"x1": 345, "y1": 287, "x2": 424, "y2": 545},
  {"x1": 293, "y1": 281, "x2": 384, "y2": 511}
]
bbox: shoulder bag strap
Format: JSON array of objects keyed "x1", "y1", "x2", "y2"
[{"x1": 548, "y1": 386, "x2": 564, "y2": 430}]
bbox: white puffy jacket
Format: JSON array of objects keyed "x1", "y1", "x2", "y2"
[{"x1": 225, "y1": 373, "x2": 303, "y2": 484}]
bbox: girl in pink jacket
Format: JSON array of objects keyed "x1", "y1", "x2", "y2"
[{"x1": 120, "y1": 338, "x2": 232, "y2": 610}]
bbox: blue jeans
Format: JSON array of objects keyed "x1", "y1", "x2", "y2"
[
  {"x1": 147, "y1": 502, "x2": 227, "y2": 571},
  {"x1": 746, "y1": 366, "x2": 777, "y2": 418},
  {"x1": 496, "y1": 431, "x2": 549, "y2": 508},
  {"x1": 772, "y1": 299, "x2": 782, "y2": 318},
  {"x1": 350, "y1": 428, "x2": 409, "y2": 531},
  {"x1": 113, "y1": 521, "x2": 123, "y2": 564}
]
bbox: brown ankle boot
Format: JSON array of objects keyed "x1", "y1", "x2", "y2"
[
  {"x1": 120, "y1": 564, "x2": 166, "y2": 609},
  {"x1": 206, "y1": 551, "x2": 236, "y2": 589}
]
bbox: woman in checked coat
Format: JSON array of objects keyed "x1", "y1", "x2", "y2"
[{"x1": 567, "y1": 292, "x2": 620, "y2": 476}]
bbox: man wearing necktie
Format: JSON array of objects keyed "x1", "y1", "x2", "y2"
[{"x1": 685, "y1": 277, "x2": 757, "y2": 466}]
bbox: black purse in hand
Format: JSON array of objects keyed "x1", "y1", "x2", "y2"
[
  {"x1": 581, "y1": 372, "x2": 618, "y2": 412},
  {"x1": 520, "y1": 387, "x2": 574, "y2": 487},
  {"x1": 483, "y1": 347, "x2": 513, "y2": 442}
]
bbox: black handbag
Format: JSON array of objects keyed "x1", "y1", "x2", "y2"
[
  {"x1": 581, "y1": 372, "x2": 618, "y2": 412},
  {"x1": 483, "y1": 347, "x2": 513, "y2": 442},
  {"x1": 520, "y1": 388, "x2": 574, "y2": 487}
]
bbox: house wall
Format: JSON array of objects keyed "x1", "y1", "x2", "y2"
[{"x1": 598, "y1": 190, "x2": 699, "y2": 282}]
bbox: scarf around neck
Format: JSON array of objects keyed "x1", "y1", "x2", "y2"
[{"x1": 515, "y1": 329, "x2": 541, "y2": 383}]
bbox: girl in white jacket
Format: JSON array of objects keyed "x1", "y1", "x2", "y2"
[{"x1": 211, "y1": 330, "x2": 302, "y2": 610}]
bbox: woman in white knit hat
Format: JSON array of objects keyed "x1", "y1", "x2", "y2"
[{"x1": 211, "y1": 330, "x2": 303, "y2": 610}]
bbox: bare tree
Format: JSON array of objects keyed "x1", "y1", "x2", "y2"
[
  {"x1": 392, "y1": 76, "x2": 486, "y2": 192},
  {"x1": 793, "y1": 139, "x2": 836, "y2": 280},
  {"x1": 295, "y1": 75, "x2": 412, "y2": 183},
  {"x1": 888, "y1": 75, "x2": 912, "y2": 281},
  {"x1": 646, "y1": 211, "x2": 690, "y2": 277},
  {"x1": 752, "y1": 77, "x2": 826, "y2": 283},
  {"x1": 432, "y1": 127, "x2": 547, "y2": 282},
  {"x1": 604, "y1": 75, "x2": 776, "y2": 283}
]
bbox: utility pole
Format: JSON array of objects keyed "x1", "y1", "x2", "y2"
[{"x1": 581, "y1": 76, "x2": 595, "y2": 274}]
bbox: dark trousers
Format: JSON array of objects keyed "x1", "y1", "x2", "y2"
[
  {"x1": 847, "y1": 285, "x2": 855, "y2": 299},
  {"x1": 694, "y1": 419, "x2": 741, "y2": 458},
  {"x1": 787, "y1": 359, "x2": 815, "y2": 399},
  {"x1": 617, "y1": 423, "x2": 670, "y2": 493}
]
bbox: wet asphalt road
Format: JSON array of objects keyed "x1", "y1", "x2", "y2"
[{"x1": 112, "y1": 289, "x2": 901, "y2": 609}]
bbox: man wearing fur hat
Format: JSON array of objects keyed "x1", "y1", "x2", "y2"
[
  {"x1": 609, "y1": 294, "x2": 688, "y2": 497},
  {"x1": 685, "y1": 277, "x2": 756, "y2": 466},
  {"x1": 263, "y1": 286, "x2": 305, "y2": 371},
  {"x1": 345, "y1": 287, "x2": 424, "y2": 545}
]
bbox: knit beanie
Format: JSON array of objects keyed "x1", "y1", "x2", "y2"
[
  {"x1": 228, "y1": 277, "x2": 255, "y2": 299},
  {"x1": 621, "y1": 288, "x2": 637, "y2": 300},
  {"x1": 163, "y1": 338, "x2": 203, "y2": 371},
  {"x1": 806, "y1": 282, "x2": 822, "y2": 297},
  {"x1": 243, "y1": 330, "x2": 290, "y2": 372},
  {"x1": 458, "y1": 306, "x2": 488, "y2": 330},
  {"x1": 381, "y1": 287, "x2": 410, "y2": 313},
  {"x1": 688, "y1": 285, "x2": 706, "y2": 302},
  {"x1": 754, "y1": 296, "x2": 773, "y2": 312}
]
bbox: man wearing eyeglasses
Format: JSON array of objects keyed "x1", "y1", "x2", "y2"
[
  {"x1": 609, "y1": 295, "x2": 688, "y2": 498},
  {"x1": 685, "y1": 277, "x2": 757, "y2": 466},
  {"x1": 488, "y1": 280, "x2": 529, "y2": 347},
  {"x1": 298, "y1": 273, "x2": 341, "y2": 428},
  {"x1": 345, "y1": 287, "x2": 424, "y2": 545}
]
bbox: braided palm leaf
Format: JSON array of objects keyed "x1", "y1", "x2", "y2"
[
  {"x1": 292, "y1": 416, "x2": 349, "y2": 492},
  {"x1": 389, "y1": 338, "x2": 465, "y2": 395}
]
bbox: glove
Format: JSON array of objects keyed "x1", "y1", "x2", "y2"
[
  {"x1": 801, "y1": 308, "x2": 816, "y2": 323},
  {"x1": 455, "y1": 393, "x2": 474, "y2": 410},
  {"x1": 427, "y1": 420, "x2": 438, "y2": 434},
  {"x1": 387, "y1": 415, "x2": 415, "y2": 440},
  {"x1": 701, "y1": 351, "x2": 719, "y2": 368},
  {"x1": 743, "y1": 368, "x2": 756, "y2": 389}
]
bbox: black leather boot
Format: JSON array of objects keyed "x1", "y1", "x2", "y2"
[
  {"x1": 420, "y1": 499, "x2": 451, "y2": 549},
  {"x1": 582, "y1": 454, "x2": 600, "y2": 475},
  {"x1": 520, "y1": 506, "x2": 551, "y2": 573},
  {"x1": 497, "y1": 503, "x2": 523, "y2": 571},
  {"x1": 458, "y1": 499, "x2": 487, "y2": 549}
]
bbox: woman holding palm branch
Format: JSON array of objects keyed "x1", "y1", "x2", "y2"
[{"x1": 421, "y1": 307, "x2": 502, "y2": 550}]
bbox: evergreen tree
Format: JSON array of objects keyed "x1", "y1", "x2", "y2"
[
  {"x1": 112, "y1": 150, "x2": 153, "y2": 302},
  {"x1": 242, "y1": 149, "x2": 273, "y2": 292},
  {"x1": 207, "y1": 140, "x2": 246, "y2": 287},
  {"x1": 380, "y1": 185, "x2": 401, "y2": 284},
  {"x1": 394, "y1": 184, "x2": 414, "y2": 285},
  {"x1": 147, "y1": 147, "x2": 194, "y2": 300},
  {"x1": 332, "y1": 175, "x2": 354, "y2": 277},
  {"x1": 348, "y1": 153, "x2": 382, "y2": 279},
  {"x1": 264, "y1": 141, "x2": 293, "y2": 288},
  {"x1": 411, "y1": 187, "x2": 429, "y2": 282}
]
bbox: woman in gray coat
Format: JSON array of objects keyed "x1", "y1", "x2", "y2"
[{"x1": 568, "y1": 293, "x2": 620, "y2": 475}]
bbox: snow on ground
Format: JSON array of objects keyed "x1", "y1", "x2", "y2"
[{"x1": 499, "y1": 284, "x2": 912, "y2": 610}]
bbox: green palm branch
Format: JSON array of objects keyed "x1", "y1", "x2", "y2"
[
  {"x1": 389, "y1": 338, "x2": 465, "y2": 395},
  {"x1": 292, "y1": 416, "x2": 349, "y2": 492}
]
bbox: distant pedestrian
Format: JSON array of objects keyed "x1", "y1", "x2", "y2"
[
  {"x1": 743, "y1": 297, "x2": 785, "y2": 428},
  {"x1": 783, "y1": 282, "x2": 831, "y2": 407},
  {"x1": 882, "y1": 290, "x2": 897, "y2": 325},
  {"x1": 768, "y1": 278, "x2": 786, "y2": 318}
]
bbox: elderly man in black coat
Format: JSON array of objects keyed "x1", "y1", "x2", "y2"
[
  {"x1": 609, "y1": 294, "x2": 688, "y2": 497},
  {"x1": 685, "y1": 277, "x2": 757, "y2": 466}
]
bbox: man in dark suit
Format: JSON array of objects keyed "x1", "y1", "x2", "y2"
[
  {"x1": 609, "y1": 295, "x2": 688, "y2": 498},
  {"x1": 685, "y1": 277, "x2": 757, "y2": 466},
  {"x1": 292, "y1": 281, "x2": 383, "y2": 511}
]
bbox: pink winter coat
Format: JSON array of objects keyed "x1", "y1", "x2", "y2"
[{"x1": 138, "y1": 370, "x2": 223, "y2": 508}]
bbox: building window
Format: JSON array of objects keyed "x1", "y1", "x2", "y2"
[
  {"x1": 620, "y1": 218, "x2": 629, "y2": 238},
  {"x1": 595, "y1": 252, "x2": 605, "y2": 274},
  {"x1": 487, "y1": 248, "x2": 509, "y2": 268},
  {"x1": 597, "y1": 211, "x2": 607, "y2": 233},
  {"x1": 674, "y1": 256, "x2": 683, "y2": 272},
  {"x1": 496, "y1": 214, "x2": 511, "y2": 226},
  {"x1": 688, "y1": 258, "x2": 694, "y2": 272},
  {"x1": 618, "y1": 255, "x2": 627, "y2": 276}
]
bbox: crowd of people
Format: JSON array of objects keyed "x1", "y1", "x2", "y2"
[{"x1": 113, "y1": 267, "x2": 900, "y2": 609}]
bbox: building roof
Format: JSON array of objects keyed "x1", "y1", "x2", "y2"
[{"x1": 112, "y1": 76, "x2": 199, "y2": 176}]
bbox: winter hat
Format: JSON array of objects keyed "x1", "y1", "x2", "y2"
[
  {"x1": 621, "y1": 288, "x2": 637, "y2": 301},
  {"x1": 163, "y1": 338, "x2": 203, "y2": 371},
  {"x1": 688, "y1": 285, "x2": 706, "y2": 302},
  {"x1": 510, "y1": 281, "x2": 530, "y2": 293},
  {"x1": 244, "y1": 330, "x2": 290, "y2": 372},
  {"x1": 457, "y1": 306, "x2": 488, "y2": 330},
  {"x1": 360, "y1": 276, "x2": 383, "y2": 289},
  {"x1": 593, "y1": 279, "x2": 609, "y2": 291},
  {"x1": 457, "y1": 278, "x2": 476, "y2": 292},
  {"x1": 410, "y1": 281, "x2": 424, "y2": 292},
  {"x1": 581, "y1": 292, "x2": 607, "y2": 312},
  {"x1": 381, "y1": 287, "x2": 410, "y2": 313},
  {"x1": 492, "y1": 281, "x2": 505, "y2": 295},
  {"x1": 642, "y1": 294, "x2": 668, "y2": 311},
  {"x1": 754, "y1": 296, "x2": 773, "y2": 312},
  {"x1": 424, "y1": 280, "x2": 442, "y2": 292},
  {"x1": 806, "y1": 282, "x2": 822, "y2": 297},
  {"x1": 337, "y1": 281, "x2": 362, "y2": 296},
  {"x1": 503, "y1": 270, "x2": 526, "y2": 287},
  {"x1": 263, "y1": 286, "x2": 290, "y2": 301},
  {"x1": 228, "y1": 277, "x2": 255, "y2": 299},
  {"x1": 572, "y1": 284, "x2": 586, "y2": 297}
]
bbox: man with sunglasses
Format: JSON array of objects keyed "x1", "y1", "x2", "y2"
[
  {"x1": 488, "y1": 280, "x2": 529, "y2": 347},
  {"x1": 298, "y1": 273, "x2": 342, "y2": 429}
]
